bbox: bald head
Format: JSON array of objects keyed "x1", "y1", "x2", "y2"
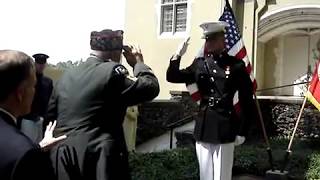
[{"x1": 0, "y1": 50, "x2": 35, "y2": 102}]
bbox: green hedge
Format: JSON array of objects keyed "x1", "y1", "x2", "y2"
[
  {"x1": 129, "y1": 148, "x2": 198, "y2": 180},
  {"x1": 129, "y1": 138, "x2": 320, "y2": 180}
]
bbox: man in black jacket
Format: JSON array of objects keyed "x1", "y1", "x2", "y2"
[
  {"x1": 167, "y1": 22, "x2": 256, "y2": 180},
  {"x1": 0, "y1": 50, "x2": 65, "y2": 180},
  {"x1": 47, "y1": 29, "x2": 159, "y2": 180}
]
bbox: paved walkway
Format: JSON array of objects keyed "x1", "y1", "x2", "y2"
[{"x1": 136, "y1": 121, "x2": 195, "y2": 153}]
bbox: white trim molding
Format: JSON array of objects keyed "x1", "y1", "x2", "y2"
[{"x1": 258, "y1": 5, "x2": 320, "y2": 43}]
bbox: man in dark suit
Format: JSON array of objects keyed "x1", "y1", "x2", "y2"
[
  {"x1": 0, "y1": 50, "x2": 65, "y2": 180},
  {"x1": 167, "y1": 22, "x2": 256, "y2": 180},
  {"x1": 20, "y1": 53, "x2": 53, "y2": 143},
  {"x1": 47, "y1": 29, "x2": 159, "y2": 180}
]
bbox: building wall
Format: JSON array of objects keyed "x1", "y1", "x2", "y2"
[
  {"x1": 124, "y1": 0, "x2": 320, "y2": 98},
  {"x1": 255, "y1": 42, "x2": 265, "y2": 93},
  {"x1": 255, "y1": 0, "x2": 320, "y2": 95},
  {"x1": 308, "y1": 33, "x2": 320, "y2": 70},
  {"x1": 263, "y1": 37, "x2": 281, "y2": 95},
  {"x1": 261, "y1": 32, "x2": 320, "y2": 95},
  {"x1": 264, "y1": 0, "x2": 320, "y2": 14},
  {"x1": 282, "y1": 35, "x2": 309, "y2": 95},
  {"x1": 124, "y1": 0, "x2": 225, "y2": 99}
]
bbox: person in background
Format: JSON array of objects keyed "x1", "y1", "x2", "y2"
[
  {"x1": 123, "y1": 106, "x2": 139, "y2": 152},
  {"x1": 20, "y1": 53, "x2": 53, "y2": 143},
  {"x1": 0, "y1": 50, "x2": 66, "y2": 180}
]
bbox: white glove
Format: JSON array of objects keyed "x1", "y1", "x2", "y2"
[
  {"x1": 39, "y1": 121, "x2": 67, "y2": 151},
  {"x1": 175, "y1": 37, "x2": 190, "y2": 56},
  {"x1": 234, "y1": 135, "x2": 245, "y2": 146}
]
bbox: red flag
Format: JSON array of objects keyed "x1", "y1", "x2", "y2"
[
  {"x1": 306, "y1": 61, "x2": 320, "y2": 111},
  {"x1": 187, "y1": 0, "x2": 256, "y2": 107}
]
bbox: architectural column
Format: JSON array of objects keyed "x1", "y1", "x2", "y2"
[
  {"x1": 242, "y1": 0, "x2": 256, "y2": 67},
  {"x1": 256, "y1": 41, "x2": 265, "y2": 91},
  {"x1": 278, "y1": 36, "x2": 285, "y2": 95},
  {"x1": 254, "y1": 0, "x2": 267, "y2": 85}
]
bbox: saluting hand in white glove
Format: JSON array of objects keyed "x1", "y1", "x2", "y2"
[
  {"x1": 234, "y1": 135, "x2": 245, "y2": 146},
  {"x1": 175, "y1": 37, "x2": 190, "y2": 57}
]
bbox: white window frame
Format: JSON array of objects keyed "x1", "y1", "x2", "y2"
[{"x1": 157, "y1": 0, "x2": 191, "y2": 39}]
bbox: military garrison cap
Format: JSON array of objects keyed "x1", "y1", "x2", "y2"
[
  {"x1": 200, "y1": 21, "x2": 229, "y2": 39},
  {"x1": 90, "y1": 29, "x2": 124, "y2": 51},
  {"x1": 32, "y1": 53, "x2": 49, "y2": 64}
]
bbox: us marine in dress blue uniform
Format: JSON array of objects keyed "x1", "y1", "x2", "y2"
[{"x1": 167, "y1": 22, "x2": 256, "y2": 180}]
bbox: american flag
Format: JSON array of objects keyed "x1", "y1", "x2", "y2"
[{"x1": 187, "y1": 0, "x2": 257, "y2": 107}]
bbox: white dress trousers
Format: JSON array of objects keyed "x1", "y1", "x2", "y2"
[{"x1": 196, "y1": 141, "x2": 235, "y2": 180}]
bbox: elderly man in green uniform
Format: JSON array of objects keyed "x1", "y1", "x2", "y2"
[
  {"x1": 20, "y1": 53, "x2": 53, "y2": 143},
  {"x1": 47, "y1": 29, "x2": 159, "y2": 180},
  {"x1": 167, "y1": 21, "x2": 256, "y2": 180}
]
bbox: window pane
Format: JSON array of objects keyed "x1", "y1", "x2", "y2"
[
  {"x1": 161, "y1": 6, "x2": 173, "y2": 32},
  {"x1": 162, "y1": 0, "x2": 173, "y2": 4},
  {"x1": 175, "y1": 4, "x2": 187, "y2": 32}
]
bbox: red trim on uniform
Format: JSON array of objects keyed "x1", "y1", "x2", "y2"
[
  {"x1": 234, "y1": 102, "x2": 241, "y2": 114},
  {"x1": 191, "y1": 91, "x2": 201, "y2": 102}
]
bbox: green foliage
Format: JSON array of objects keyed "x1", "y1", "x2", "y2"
[
  {"x1": 129, "y1": 138, "x2": 320, "y2": 180},
  {"x1": 233, "y1": 144, "x2": 270, "y2": 175},
  {"x1": 306, "y1": 153, "x2": 320, "y2": 180},
  {"x1": 129, "y1": 148, "x2": 198, "y2": 180},
  {"x1": 48, "y1": 59, "x2": 85, "y2": 70},
  {"x1": 233, "y1": 139, "x2": 308, "y2": 179}
]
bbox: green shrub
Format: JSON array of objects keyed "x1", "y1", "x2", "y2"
[
  {"x1": 129, "y1": 139, "x2": 320, "y2": 180},
  {"x1": 305, "y1": 153, "x2": 320, "y2": 180},
  {"x1": 234, "y1": 138, "x2": 320, "y2": 179},
  {"x1": 129, "y1": 148, "x2": 198, "y2": 180}
]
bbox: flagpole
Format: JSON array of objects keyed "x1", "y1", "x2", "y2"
[
  {"x1": 281, "y1": 95, "x2": 307, "y2": 172},
  {"x1": 222, "y1": 0, "x2": 275, "y2": 170},
  {"x1": 281, "y1": 59, "x2": 318, "y2": 172},
  {"x1": 253, "y1": 93, "x2": 274, "y2": 171},
  {"x1": 248, "y1": 0, "x2": 275, "y2": 170}
]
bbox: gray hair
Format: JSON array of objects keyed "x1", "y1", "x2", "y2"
[{"x1": 0, "y1": 50, "x2": 34, "y2": 101}]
